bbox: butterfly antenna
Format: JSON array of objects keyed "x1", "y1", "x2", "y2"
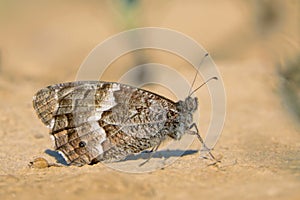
[
  {"x1": 187, "y1": 53, "x2": 209, "y2": 96},
  {"x1": 189, "y1": 76, "x2": 218, "y2": 97}
]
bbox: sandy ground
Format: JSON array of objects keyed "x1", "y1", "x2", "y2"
[{"x1": 0, "y1": 1, "x2": 300, "y2": 200}]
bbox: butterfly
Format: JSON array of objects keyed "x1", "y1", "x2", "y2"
[{"x1": 33, "y1": 76, "x2": 217, "y2": 167}]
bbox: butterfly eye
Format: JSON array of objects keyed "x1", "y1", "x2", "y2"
[{"x1": 79, "y1": 141, "x2": 86, "y2": 147}]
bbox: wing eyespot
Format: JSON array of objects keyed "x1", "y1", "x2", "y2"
[{"x1": 79, "y1": 141, "x2": 86, "y2": 147}]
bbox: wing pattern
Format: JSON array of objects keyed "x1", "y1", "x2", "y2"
[{"x1": 33, "y1": 81, "x2": 179, "y2": 166}]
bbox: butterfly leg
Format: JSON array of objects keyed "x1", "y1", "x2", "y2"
[
  {"x1": 188, "y1": 123, "x2": 216, "y2": 160},
  {"x1": 139, "y1": 140, "x2": 162, "y2": 167}
]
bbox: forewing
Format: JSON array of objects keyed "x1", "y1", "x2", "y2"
[{"x1": 96, "y1": 84, "x2": 178, "y2": 163}]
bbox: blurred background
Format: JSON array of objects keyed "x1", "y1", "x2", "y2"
[{"x1": 0, "y1": 0, "x2": 299, "y2": 120}]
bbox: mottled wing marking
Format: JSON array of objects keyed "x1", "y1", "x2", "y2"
[
  {"x1": 33, "y1": 81, "x2": 179, "y2": 166},
  {"x1": 95, "y1": 85, "x2": 179, "y2": 163}
]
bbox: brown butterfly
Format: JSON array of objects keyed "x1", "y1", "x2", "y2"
[{"x1": 33, "y1": 77, "x2": 216, "y2": 167}]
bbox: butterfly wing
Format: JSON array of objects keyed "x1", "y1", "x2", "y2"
[{"x1": 33, "y1": 81, "x2": 178, "y2": 166}]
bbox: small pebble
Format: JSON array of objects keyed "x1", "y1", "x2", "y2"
[{"x1": 29, "y1": 157, "x2": 49, "y2": 169}]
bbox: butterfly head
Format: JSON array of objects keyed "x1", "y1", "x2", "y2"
[
  {"x1": 185, "y1": 96, "x2": 198, "y2": 112},
  {"x1": 170, "y1": 96, "x2": 198, "y2": 140},
  {"x1": 177, "y1": 96, "x2": 198, "y2": 114}
]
